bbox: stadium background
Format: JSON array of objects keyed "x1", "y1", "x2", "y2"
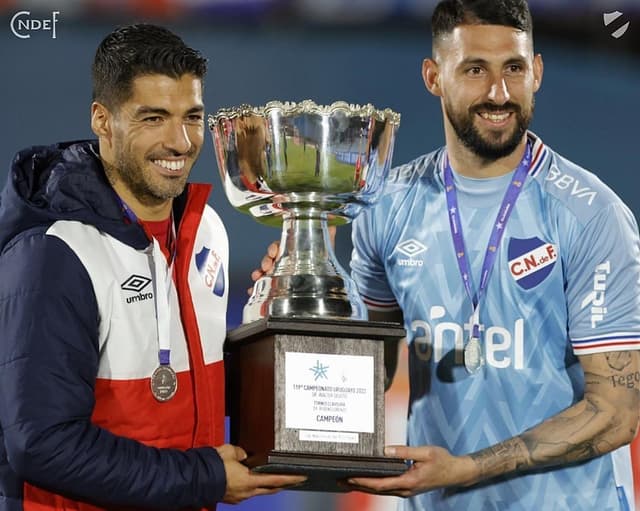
[{"x1": 1, "y1": 0, "x2": 638, "y2": 509}]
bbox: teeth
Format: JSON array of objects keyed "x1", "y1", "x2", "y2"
[
  {"x1": 480, "y1": 112, "x2": 510, "y2": 122},
  {"x1": 153, "y1": 159, "x2": 185, "y2": 171}
]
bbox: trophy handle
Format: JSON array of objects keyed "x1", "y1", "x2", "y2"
[{"x1": 243, "y1": 212, "x2": 367, "y2": 323}]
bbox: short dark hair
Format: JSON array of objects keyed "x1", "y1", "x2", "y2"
[
  {"x1": 92, "y1": 23, "x2": 208, "y2": 110},
  {"x1": 432, "y1": 0, "x2": 533, "y2": 49}
]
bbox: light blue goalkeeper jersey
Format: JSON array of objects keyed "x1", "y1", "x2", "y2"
[{"x1": 351, "y1": 133, "x2": 640, "y2": 511}]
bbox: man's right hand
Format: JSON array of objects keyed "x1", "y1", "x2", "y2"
[
  {"x1": 249, "y1": 241, "x2": 280, "y2": 292},
  {"x1": 216, "y1": 444, "x2": 306, "y2": 504},
  {"x1": 248, "y1": 227, "x2": 337, "y2": 295}
]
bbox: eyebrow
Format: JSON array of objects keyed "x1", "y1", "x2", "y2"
[
  {"x1": 134, "y1": 105, "x2": 205, "y2": 117},
  {"x1": 459, "y1": 56, "x2": 528, "y2": 68},
  {"x1": 459, "y1": 57, "x2": 489, "y2": 67}
]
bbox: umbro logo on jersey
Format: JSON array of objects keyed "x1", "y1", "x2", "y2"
[
  {"x1": 121, "y1": 275, "x2": 152, "y2": 292},
  {"x1": 508, "y1": 237, "x2": 558, "y2": 289},
  {"x1": 396, "y1": 239, "x2": 427, "y2": 267},
  {"x1": 397, "y1": 239, "x2": 428, "y2": 257},
  {"x1": 121, "y1": 275, "x2": 154, "y2": 304},
  {"x1": 195, "y1": 246, "x2": 226, "y2": 297}
]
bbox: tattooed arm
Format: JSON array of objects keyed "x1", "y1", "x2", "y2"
[
  {"x1": 348, "y1": 350, "x2": 640, "y2": 497},
  {"x1": 468, "y1": 351, "x2": 640, "y2": 481}
]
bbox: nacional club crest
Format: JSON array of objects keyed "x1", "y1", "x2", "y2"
[
  {"x1": 507, "y1": 237, "x2": 558, "y2": 290},
  {"x1": 195, "y1": 246, "x2": 225, "y2": 297}
]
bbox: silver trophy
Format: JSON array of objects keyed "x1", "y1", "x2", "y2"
[
  {"x1": 208, "y1": 101, "x2": 407, "y2": 489},
  {"x1": 208, "y1": 100, "x2": 400, "y2": 323}
]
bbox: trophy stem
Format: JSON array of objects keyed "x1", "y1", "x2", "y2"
[
  {"x1": 275, "y1": 210, "x2": 336, "y2": 276},
  {"x1": 243, "y1": 211, "x2": 368, "y2": 323}
]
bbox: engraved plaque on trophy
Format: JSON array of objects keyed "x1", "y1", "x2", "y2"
[{"x1": 208, "y1": 101, "x2": 407, "y2": 491}]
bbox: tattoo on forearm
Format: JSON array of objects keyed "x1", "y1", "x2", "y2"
[
  {"x1": 605, "y1": 352, "x2": 632, "y2": 371},
  {"x1": 467, "y1": 353, "x2": 640, "y2": 484},
  {"x1": 608, "y1": 370, "x2": 640, "y2": 389},
  {"x1": 470, "y1": 394, "x2": 623, "y2": 480},
  {"x1": 469, "y1": 438, "x2": 531, "y2": 478},
  {"x1": 523, "y1": 395, "x2": 619, "y2": 463},
  {"x1": 523, "y1": 433, "x2": 617, "y2": 465}
]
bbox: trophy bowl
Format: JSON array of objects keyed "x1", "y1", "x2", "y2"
[{"x1": 208, "y1": 100, "x2": 400, "y2": 323}]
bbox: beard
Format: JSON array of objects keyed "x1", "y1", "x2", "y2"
[
  {"x1": 445, "y1": 98, "x2": 534, "y2": 162},
  {"x1": 108, "y1": 139, "x2": 196, "y2": 208}
]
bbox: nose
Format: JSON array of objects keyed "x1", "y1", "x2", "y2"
[
  {"x1": 487, "y1": 74, "x2": 510, "y2": 105},
  {"x1": 164, "y1": 120, "x2": 192, "y2": 155}
]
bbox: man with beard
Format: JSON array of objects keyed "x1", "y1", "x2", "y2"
[
  {"x1": 345, "y1": 0, "x2": 640, "y2": 509},
  {"x1": 0, "y1": 24, "x2": 303, "y2": 511},
  {"x1": 253, "y1": 0, "x2": 640, "y2": 509}
]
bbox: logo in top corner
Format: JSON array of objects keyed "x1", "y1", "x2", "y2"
[
  {"x1": 603, "y1": 11, "x2": 630, "y2": 39},
  {"x1": 508, "y1": 237, "x2": 558, "y2": 289},
  {"x1": 11, "y1": 11, "x2": 60, "y2": 39},
  {"x1": 195, "y1": 246, "x2": 226, "y2": 297},
  {"x1": 396, "y1": 238, "x2": 428, "y2": 267}
]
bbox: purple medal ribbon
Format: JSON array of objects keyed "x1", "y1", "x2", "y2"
[
  {"x1": 443, "y1": 143, "x2": 532, "y2": 356},
  {"x1": 116, "y1": 197, "x2": 138, "y2": 225},
  {"x1": 159, "y1": 349, "x2": 171, "y2": 366},
  {"x1": 116, "y1": 196, "x2": 175, "y2": 369}
]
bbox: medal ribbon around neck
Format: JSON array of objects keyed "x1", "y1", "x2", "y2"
[
  {"x1": 117, "y1": 197, "x2": 178, "y2": 400},
  {"x1": 443, "y1": 142, "x2": 532, "y2": 373}
]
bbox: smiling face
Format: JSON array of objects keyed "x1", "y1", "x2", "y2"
[
  {"x1": 423, "y1": 24, "x2": 543, "y2": 167},
  {"x1": 92, "y1": 73, "x2": 205, "y2": 219}
]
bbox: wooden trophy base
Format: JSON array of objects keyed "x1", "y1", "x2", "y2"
[
  {"x1": 255, "y1": 452, "x2": 408, "y2": 492},
  {"x1": 225, "y1": 317, "x2": 408, "y2": 492}
]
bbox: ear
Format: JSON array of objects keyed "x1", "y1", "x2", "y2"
[
  {"x1": 532, "y1": 53, "x2": 544, "y2": 93},
  {"x1": 91, "y1": 102, "x2": 112, "y2": 140},
  {"x1": 422, "y1": 58, "x2": 442, "y2": 97}
]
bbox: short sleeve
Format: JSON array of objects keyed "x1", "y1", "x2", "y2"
[
  {"x1": 567, "y1": 202, "x2": 640, "y2": 355},
  {"x1": 351, "y1": 207, "x2": 399, "y2": 311}
]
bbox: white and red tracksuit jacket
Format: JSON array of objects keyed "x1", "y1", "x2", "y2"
[{"x1": 0, "y1": 141, "x2": 229, "y2": 510}]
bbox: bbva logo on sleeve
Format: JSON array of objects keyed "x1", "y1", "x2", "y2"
[{"x1": 508, "y1": 237, "x2": 558, "y2": 290}]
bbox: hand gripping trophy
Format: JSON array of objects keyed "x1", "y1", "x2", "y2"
[{"x1": 208, "y1": 100, "x2": 407, "y2": 491}]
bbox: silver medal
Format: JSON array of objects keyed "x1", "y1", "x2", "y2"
[
  {"x1": 150, "y1": 365, "x2": 178, "y2": 401},
  {"x1": 464, "y1": 337, "x2": 484, "y2": 374}
]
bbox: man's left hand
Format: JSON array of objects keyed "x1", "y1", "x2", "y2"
[{"x1": 347, "y1": 445, "x2": 477, "y2": 497}]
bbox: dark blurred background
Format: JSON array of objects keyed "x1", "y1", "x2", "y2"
[{"x1": 1, "y1": 1, "x2": 638, "y2": 509}]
